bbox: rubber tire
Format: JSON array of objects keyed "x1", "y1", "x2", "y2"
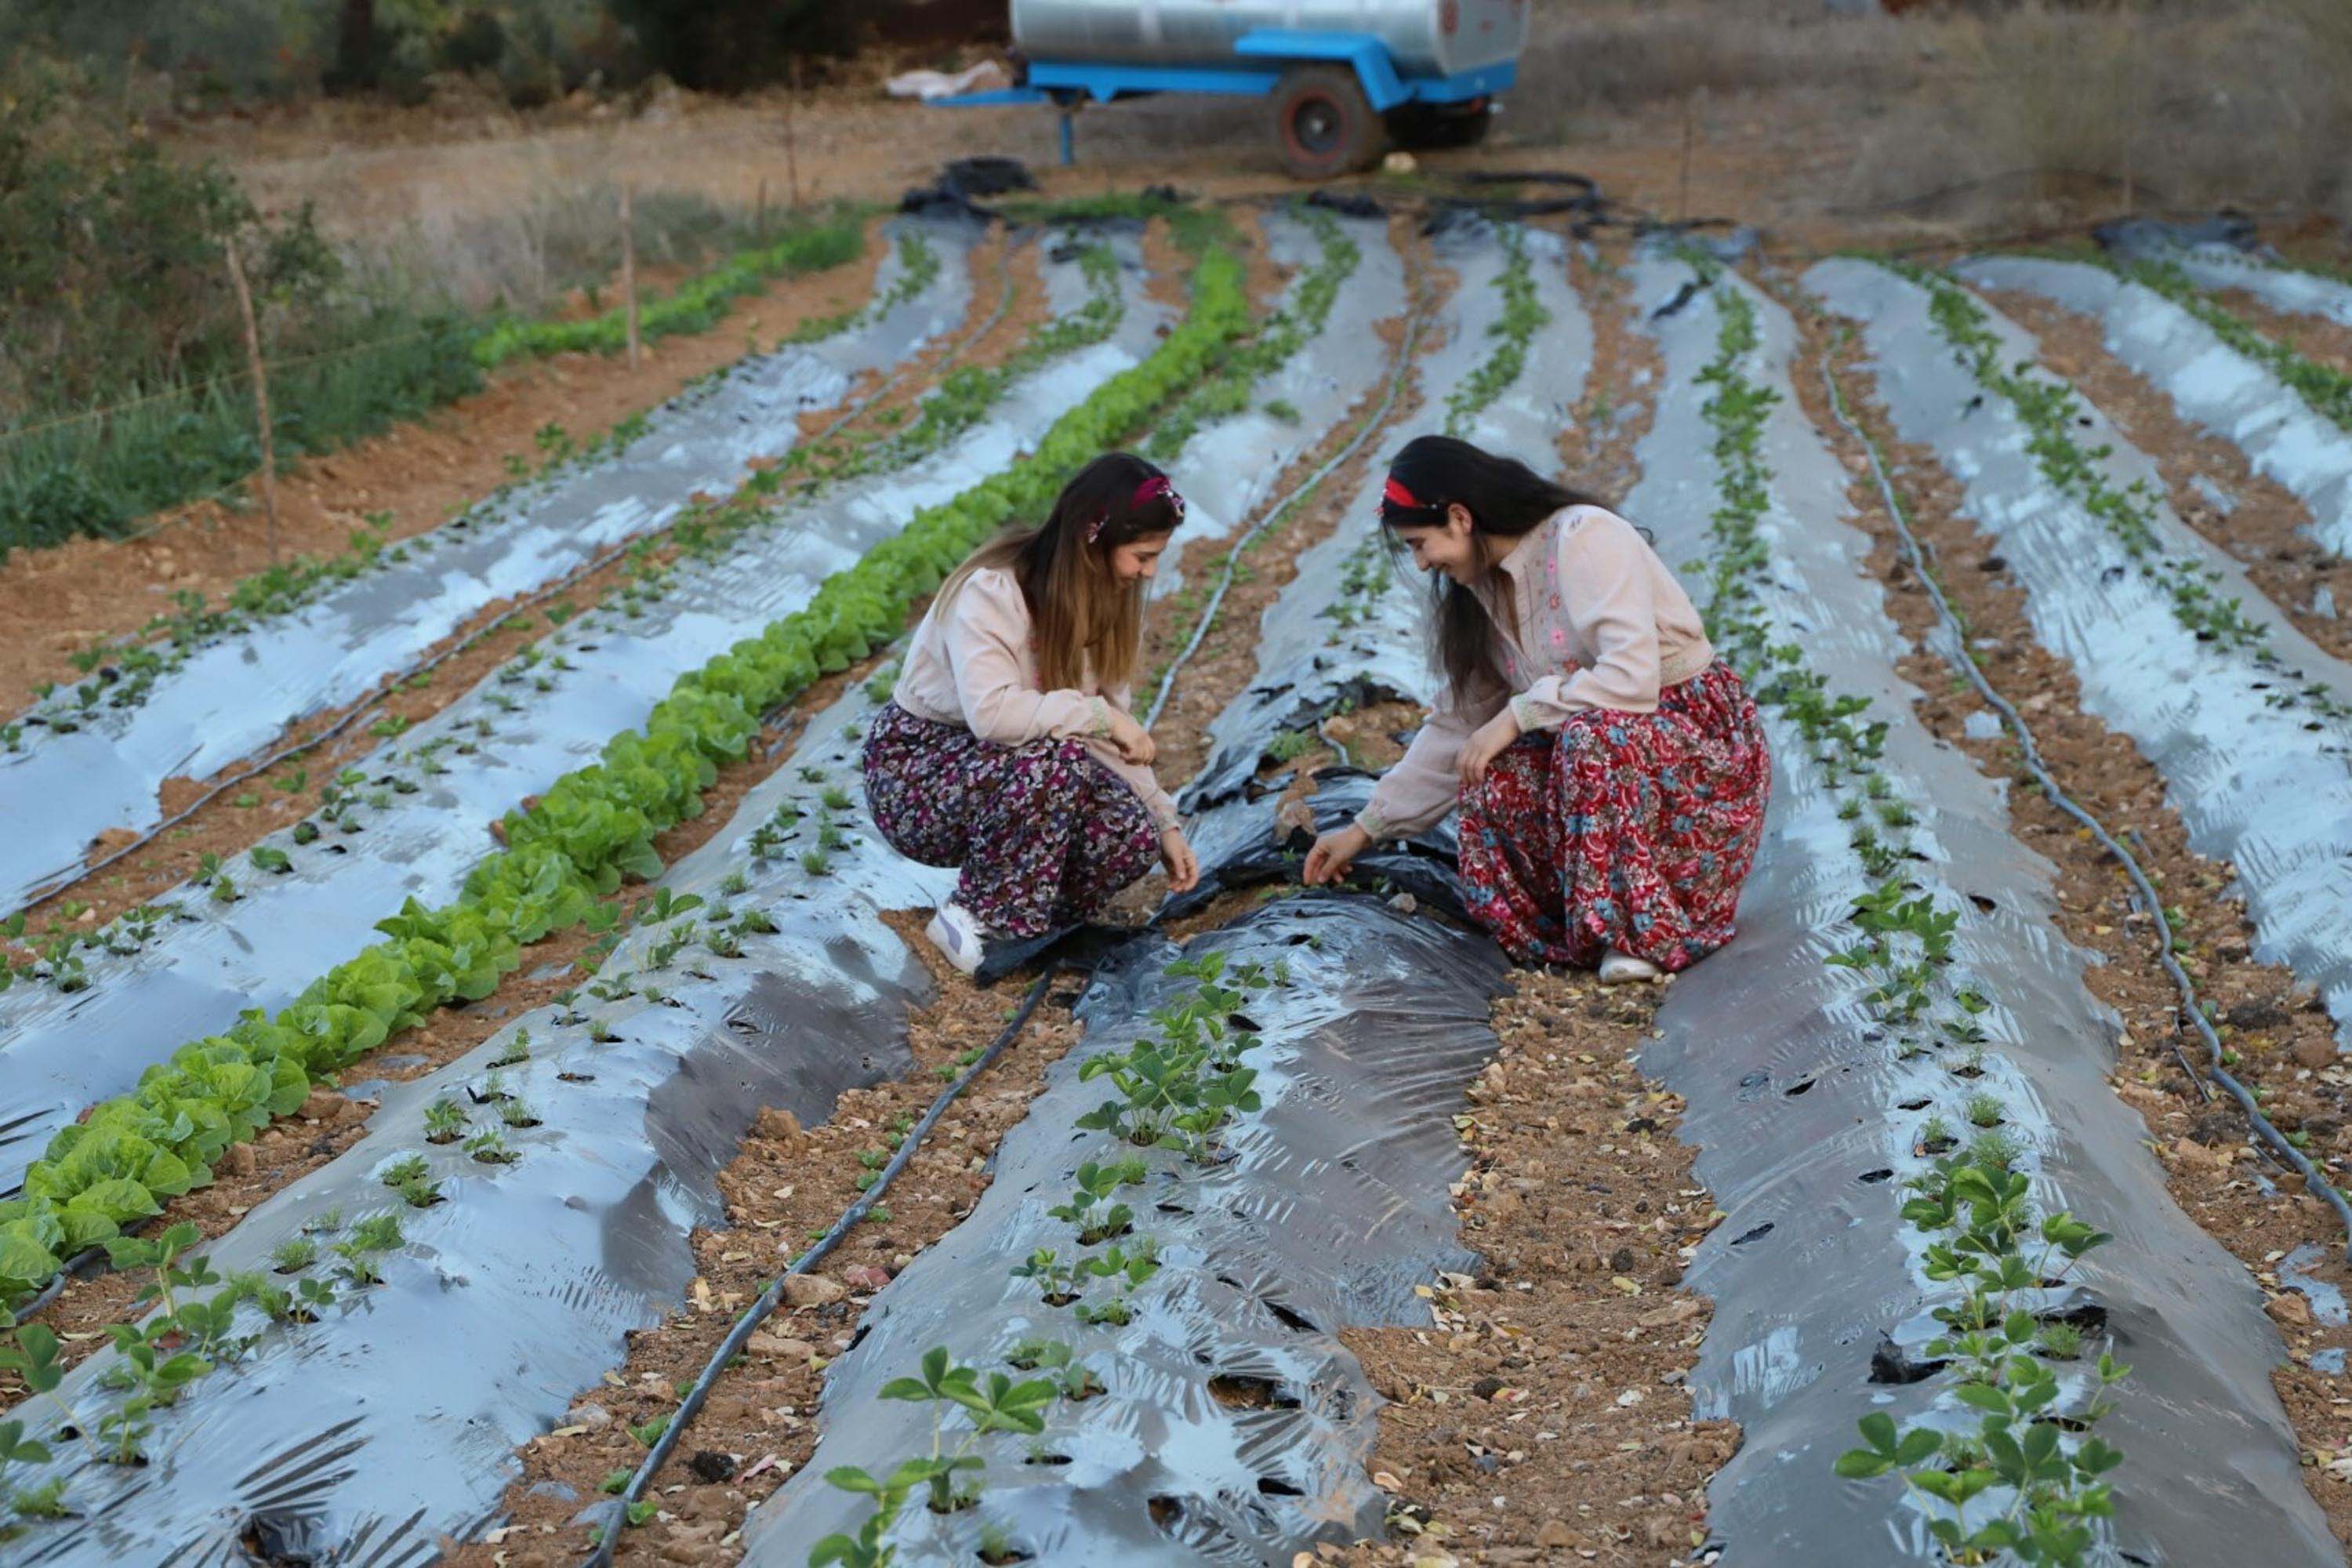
[
  {"x1": 1269, "y1": 66, "x2": 1385, "y2": 180},
  {"x1": 1385, "y1": 103, "x2": 1494, "y2": 151}
]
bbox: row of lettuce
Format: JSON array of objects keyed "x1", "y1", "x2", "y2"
[
  {"x1": 1684, "y1": 265, "x2": 2129, "y2": 1566},
  {"x1": 0, "y1": 235, "x2": 1251, "y2": 1315}
]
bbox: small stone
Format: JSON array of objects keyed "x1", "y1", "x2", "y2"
[
  {"x1": 1470, "y1": 1375, "x2": 1506, "y2": 1401},
  {"x1": 299, "y1": 1087, "x2": 347, "y2": 1121},
  {"x1": 687, "y1": 1449, "x2": 735, "y2": 1483},
  {"x1": 2295, "y1": 1037, "x2": 2336, "y2": 1071},
  {"x1": 1383, "y1": 150, "x2": 1418, "y2": 175},
  {"x1": 1537, "y1": 1521, "x2": 1580, "y2": 1549},
  {"x1": 222, "y1": 1142, "x2": 257, "y2": 1178},
  {"x1": 780, "y1": 1274, "x2": 846, "y2": 1308},
  {"x1": 751, "y1": 1108, "x2": 804, "y2": 1148},
  {"x1": 840, "y1": 1265, "x2": 893, "y2": 1291},
  {"x1": 2269, "y1": 1291, "x2": 2315, "y2": 1330},
  {"x1": 1388, "y1": 892, "x2": 1420, "y2": 915},
  {"x1": 746, "y1": 1333, "x2": 815, "y2": 1360},
  {"x1": 571, "y1": 1402, "x2": 613, "y2": 1429}
]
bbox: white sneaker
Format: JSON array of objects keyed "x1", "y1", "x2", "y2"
[
  {"x1": 924, "y1": 901, "x2": 992, "y2": 976},
  {"x1": 1599, "y1": 949, "x2": 1662, "y2": 986}
]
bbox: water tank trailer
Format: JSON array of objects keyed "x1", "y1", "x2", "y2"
[{"x1": 935, "y1": 0, "x2": 1527, "y2": 179}]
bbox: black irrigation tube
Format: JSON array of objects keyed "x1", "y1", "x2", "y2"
[
  {"x1": 1820, "y1": 354, "x2": 2352, "y2": 1259},
  {"x1": 586, "y1": 241, "x2": 1425, "y2": 1560},
  {"x1": 579, "y1": 969, "x2": 1060, "y2": 1566},
  {"x1": 1142, "y1": 296, "x2": 1432, "y2": 731},
  {"x1": 13, "y1": 241, "x2": 1023, "y2": 923}
]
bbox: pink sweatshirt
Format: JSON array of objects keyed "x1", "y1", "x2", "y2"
[
  {"x1": 891, "y1": 566, "x2": 1181, "y2": 829},
  {"x1": 1358, "y1": 504, "x2": 1715, "y2": 840}
]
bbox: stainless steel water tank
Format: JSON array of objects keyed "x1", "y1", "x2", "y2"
[{"x1": 1011, "y1": 0, "x2": 1526, "y2": 79}]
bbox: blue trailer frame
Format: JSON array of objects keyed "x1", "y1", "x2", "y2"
[{"x1": 935, "y1": 27, "x2": 1517, "y2": 166}]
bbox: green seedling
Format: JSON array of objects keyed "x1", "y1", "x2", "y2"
[
  {"x1": 466, "y1": 1127, "x2": 519, "y2": 1165},
  {"x1": 424, "y1": 1098, "x2": 467, "y2": 1144},
  {"x1": 270, "y1": 1237, "x2": 318, "y2": 1274}
]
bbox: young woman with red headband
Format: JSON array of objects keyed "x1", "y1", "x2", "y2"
[
  {"x1": 1304, "y1": 434, "x2": 1770, "y2": 983},
  {"x1": 865, "y1": 452, "x2": 1201, "y2": 975}
]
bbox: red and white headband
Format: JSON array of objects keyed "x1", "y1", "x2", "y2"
[{"x1": 1087, "y1": 474, "x2": 1187, "y2": 543}]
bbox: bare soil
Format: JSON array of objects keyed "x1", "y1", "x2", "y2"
[
  {"x1": 1794, "y1": 292, "x2": 2352, "y2": 1550},
  {"x1": 1335, "y1": 969, "x2": 1734, "y2": 1568},
  {"x1": 0, "y1": 219, "x2": 892, "y2": 717},
  {"x1": 2211, "y1": 287, "x2": 2352, "y2": 381},
  {"x1": 11, "y1": 232, "x2": 1030, "y2": 942},
  {"x1": 1980, "y1": 284, "x2": 2352, "y2": 658}
]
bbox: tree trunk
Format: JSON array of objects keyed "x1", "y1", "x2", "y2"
[{"x1": 331, "y1": 0, "x2": 379, "y2": 94}]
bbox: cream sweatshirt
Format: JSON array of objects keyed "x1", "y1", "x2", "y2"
[
  {"x1": 891, "y1": 567, "x2": 1181, "y2": 829},
  {"x1": 1358, "y1": 504, "x2": 1715, "y2": 840}
]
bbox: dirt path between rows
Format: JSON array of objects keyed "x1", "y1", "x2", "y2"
[
  {"x1": 0, "y1": 220, "x2": 891, "y2": 720},
  {"x1": 1790, "y1": 283, "x2": 2352, "y2": 1552}
]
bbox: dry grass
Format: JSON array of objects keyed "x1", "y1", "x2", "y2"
[{"x1": 1523, "y1": 1, "x2": 2350, "y2": 229}]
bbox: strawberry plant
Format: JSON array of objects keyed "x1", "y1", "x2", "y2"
[
  {"x1": 0, "y1": 236, "x2": 1253, "y2": 1316},
  {"x1": 1688, "y1": 267, "x2": 2130, "y2": 1563}
]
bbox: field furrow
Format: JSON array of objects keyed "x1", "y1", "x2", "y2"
[
  {"x1": 0, "y1": 222, "x2": 975, "y2": 920},
  {"x1": 1961, "y1": 256, "x2": 2352, "y2": 555},
  {"x1": 1812, "y1": 258, "x2": 2352, "y2": 1060},
  {"x1": 0, "y1": 232, "x2": 1161, "y2": 1206}
]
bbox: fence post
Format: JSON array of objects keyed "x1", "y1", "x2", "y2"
[
  {"x1": 786, "y1": 57, "x2": 803, "y2": 210},
  {"x1": 621, "y1": 181, "x2": 641, "y2": 369},
  {"x1": 223, "y1": 233, "x2": 280, "y2": 565}
]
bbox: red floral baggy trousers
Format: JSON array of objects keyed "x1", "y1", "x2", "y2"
[{"x1": 1457, "y1": 662, "x2": 1770, "y2": 971}]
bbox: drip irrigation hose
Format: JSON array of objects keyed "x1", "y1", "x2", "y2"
[
  {"x1": 1819, "y1": 355, "x2": 2352, "y2": 1258},
  {"x1": 1142, "y1": 296, "x2": 1432, "y2": 731},
  {"x1": 0, "y1": 252, "x2": 1027, "y2": 1314},
  {"x1": 579, "y1": 969, "x2": 1061, "y2": 1566},
  {"x1": 12, "y1": 238, "x2": 1020, "y2": 924}
]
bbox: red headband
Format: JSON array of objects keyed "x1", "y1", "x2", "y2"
[
  {"x1": 1382, "y1": 475, "x2": 1425, "y2": 510},
  {"x1": 1088, "y1": 474, "x2": 1185, "y2": 543}
]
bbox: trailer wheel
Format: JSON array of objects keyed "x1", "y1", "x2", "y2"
[
  {"x1": 1269, "y1": 67, "x2": 1384, "y2": 180},
  {"x1": 1385, "y1": 100, "x2": 1494, "y2": 151}
]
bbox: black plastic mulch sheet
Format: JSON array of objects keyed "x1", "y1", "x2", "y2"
[
  {"x1": 1628, "y1": 253, "x2": 2337, "y2": 1564},
  {"x1": 0, "y1": 231, "x2": 1168, "y2": 1200},
  {"x1": 5, "y1": 686, "x2": 956, "y2": 1568},
  {"x1": 740, "y1": 898, "x2": 1509, "y2": 1565}
]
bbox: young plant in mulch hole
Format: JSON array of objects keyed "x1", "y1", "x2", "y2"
[
  {"x1": 380, "y1": 1154, "x2": 445, "y2": 1208},
  {"x1": 466, "y1": 1127, "x2": 520, "y2": 1165},
  {"x1": 488, "y1": 1029, "x2": 532, "y2": 1069},
  {"x1": 1009, "y1": 1249, "x2": 1082, "y2": 1308},
  {"x1": 811, "y1": 1346, "x2": 1061, "y2": 1567},
  {"x1": 1839, "y1": 1142, "x2": 2123, "y2": 1565},
  {"x1": 424, "y1": 1097, "x2": 469, "y2": 1144},
  {"x1": 1071, "y1": 1240, "x2": 1160, "y2": 1328},
  {"x1": 1047, "y1": 1158, "x2": 1145, "y2": 1245},
  {"x1": 270, "y1": 1236, "x2": 318, "y2": 1274}
]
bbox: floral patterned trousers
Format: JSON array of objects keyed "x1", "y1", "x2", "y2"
[
  {"x1": 1458, "y1": 662, "x2": 1770, "y2": 971},
  {"x1": 862, "y1": 702, "x2": 1160, "y2": 939}
]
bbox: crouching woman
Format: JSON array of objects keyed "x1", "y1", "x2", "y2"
[
  {"x1": 1304, "y1": 435, "x2": 1770, "y2": 982},
  {"x1": 863, "y1": 452, "x2": 1201, "y2": 975}
]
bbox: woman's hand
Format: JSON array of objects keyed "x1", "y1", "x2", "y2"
[
  {"x1": 1458, "y1": 707, "x2": 1522, "y2": 790},
  {"x1": 1303, "y1": 823, "x2": 1370, "y2": 887},
  {"x1": 1106, "y1": 707, "x2": 1156, "y2": 765},
  {"x1": 1160, "y1": 826, "x2": 1200, "y2": 893}
]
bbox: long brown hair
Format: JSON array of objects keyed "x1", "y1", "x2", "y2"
[
  {"x1": 937, "y1": 452, "x2": 1184, "y2": 691},
  {"x1": 1378, "y1": 434, "x2": 1613, "y2": 710}
]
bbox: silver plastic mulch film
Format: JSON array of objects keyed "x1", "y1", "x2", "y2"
[
  {"x1": 0, "y1": 220, "x2": 977, "y2": 918},
  {"x1": 1958, "y1": 255, "x2": 2352, "y2": 557},
  {"x1": 5, "y1": 681, "x2": 950, "y2": 1567},
  {"x1": 1148, "y1": 210, "x2": 1406, "y2": 601},
  {"x1": 1642, "y1": 256, "x2": 2333, "y2": 1563},
  {"x1": 1807, "y1": 258, "x2": 2352, "y2": 1056},
  {"x1": 0, "y1": 233, "x2": 1169, "y2": 1200},
  {"x1": 0, "y1": 212, "x2": 1406, "y2": 1566},
  {"x1": 739, "y1": 900, "x2": 1508, "y2": 1566}
]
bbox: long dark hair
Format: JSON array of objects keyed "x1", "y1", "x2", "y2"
[
  {"x1": 938, "y1": 452, "x2": 1184, "y2": 691},
  {"x1": 1378, "y1": 435, "x2": 1610, "y2": 708}
]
